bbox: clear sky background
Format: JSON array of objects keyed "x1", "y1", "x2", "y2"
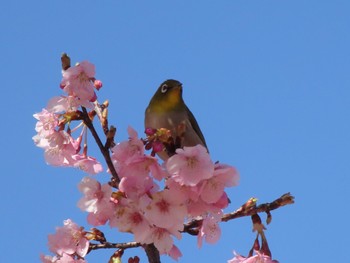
[{"x1": 2, "y1": 1, "x2": 349, "y2": 262}]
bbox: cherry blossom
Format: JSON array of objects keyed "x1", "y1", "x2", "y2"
[
  {"x1": 111, "y1": 127, "x2": 145, "y2": 168},
  {"x1": 166, "y1": 145, "x2": 214, "y2": 186},
  {"x1": 165, "y1": 178, "x2": 201, "y2": 203},
  {"x1": 143, "y1": 189, "x2": 187, "y2": 231},
  {"x1": 197, "y1": 213, "x2": 222, "y2": 248},
  {"x1": 34, "y1": 108, "x2": 59, "y2": 137},
  {"x1": 199, "y1": 163, "x2": 239, "y2": 204},
  {"x1": 109, "y1": 197, "x2": 152, "y2": 239},
  {"x1": 111, "y1": 126, "x2": 167, "y2": 181},
  {"x1": 47, "y1": 219, "x2": 89, "y2": 258},
  {"x1": 43, "y1": 131, "x2": 78, "y2": 166},
  {"x1": 33, "y1": 97, "x2": 101, "y2": 173},
  {"x1": 214, "y1": 163, "x2": 239, "y2": 187},
  {"x1": 119, "y1": 172, "x2": 158, "y2": 200},
  {"x1": 73, "y1": 155, "x2": 103, "y2": 175},
  {"x1": 60, "y1": 61, "x2": 97, "y2": 102},
  {"x1": 78, "y1": 177, "x2": 115, "y2": 226}
]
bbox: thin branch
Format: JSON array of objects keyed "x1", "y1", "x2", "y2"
[
  {"x1": 223, "y1": 192, "x2": 294, "y2": 222},
  {"x1": 183, "y1": 193, "x2": 295, "y2": 235},
  {"x1": 89, "y1": 241, "x2": 141, "y2": 252},
  {"x1": 81, "y1": 107, "x2": 120, "y2": 185}
]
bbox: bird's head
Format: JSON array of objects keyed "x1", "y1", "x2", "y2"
[{"x1": 147, "y1": 79, "x2": 184, "y2": 112}]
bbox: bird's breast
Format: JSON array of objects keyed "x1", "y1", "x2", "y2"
[{"x1": 145, "y1": 109, "x2": 186, "y2": 131}]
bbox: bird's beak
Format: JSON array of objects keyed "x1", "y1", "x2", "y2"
[
  {"x1": 174, "y1": 84, "x2": 183, "y2": 95},
  {"x1": 175, "y1": 83, "x2": 182, "y2": 91}
]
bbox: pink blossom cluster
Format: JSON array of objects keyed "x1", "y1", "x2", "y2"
[
  {"x1": 228, "y1": 251, "x2": 279, "y2": 263},
  {"x1": 41, "y1": 219, "x2": 89, "y2": 263},
  {"x1": 77, "y1": 127, "x2": 239, "y2": 259},
  {"x1": 60, "y1": 61, "x2": 100, "y2": 102},
  {"x1": 33, "y1": 61, "x2": 103, "y2": 174}
]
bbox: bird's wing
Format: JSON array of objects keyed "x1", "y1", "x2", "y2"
[{"x1": 185, "y1": 105, "x2": 208, "y2": 150}]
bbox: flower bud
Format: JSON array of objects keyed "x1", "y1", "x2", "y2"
[
  {"x1": 145, "y1": 127, "x2": 157, "y2": 136},
  {"x1": 94, "y1": 79, "x2": 103, "y2": 90},
  {"x1": 152, "y1": 140, "x2": 164, "y2": 153}
]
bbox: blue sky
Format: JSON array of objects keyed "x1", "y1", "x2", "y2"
[{"x1": 2, "y1": 1, "x2": 350, "y2": 262}]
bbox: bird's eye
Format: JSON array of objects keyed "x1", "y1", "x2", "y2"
[{"x1": 161, "y1": 84, "x2": 168, "y2": 93}]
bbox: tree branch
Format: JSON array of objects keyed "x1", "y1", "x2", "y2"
[
  {"x1": 81, "y1": 107, "x2": 120, "y2": 185},
  {"x1": 183, "y1": 193, "x2": 295, "y2": 235},
  {"x1": 89, "y1": 241, "x2": 141, "y2": 252},
  {"x1": 222, "y1": 192, "x2": 294, "y2": 222}
]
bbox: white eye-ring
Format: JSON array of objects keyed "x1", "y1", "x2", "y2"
[{"x1": 161, "y1": 84, "x2": 168, "y2": 93}]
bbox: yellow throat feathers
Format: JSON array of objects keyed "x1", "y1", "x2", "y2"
[{"x1": 150, "y1": 87, "x2": 183, "y2": 113}]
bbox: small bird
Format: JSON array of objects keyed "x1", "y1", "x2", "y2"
[{"x1": 145, "y1": 79, "x2": 208, "y2": 160}]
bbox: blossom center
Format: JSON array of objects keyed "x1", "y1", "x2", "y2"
[
  {"x1": 186, "y1": 157, "x2": 197, "y2": 169},
  {"x1": 130, "y1": 212, "x2": 143, "y2": 224},
  {"x1": 156, "y1": 199, "x2": 170, "y2": 213}
]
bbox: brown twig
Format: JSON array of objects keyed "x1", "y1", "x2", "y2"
[
  {"x1": 183, "y1": 193, "x2": 295, "y2": 235},
  {"x1": 222, "y1": 192, "x2": 294, "y2": 222},
  {"x1": 89, "y1": 241, "x2": 141, "y2": 252},
  {"x1": 105, "y1": 125, "x2": 116, "y2": 149},
  {"x1": 81, "y1": 107, "x2": 120, "y2": 185},
  {"x1": 61, "y1": 53, "x2": 71, "y2": 70}
]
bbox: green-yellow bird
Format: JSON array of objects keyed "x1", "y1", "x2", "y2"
[{"x1": 145, "y1": 79, "x2": 208, "y2": 160}]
